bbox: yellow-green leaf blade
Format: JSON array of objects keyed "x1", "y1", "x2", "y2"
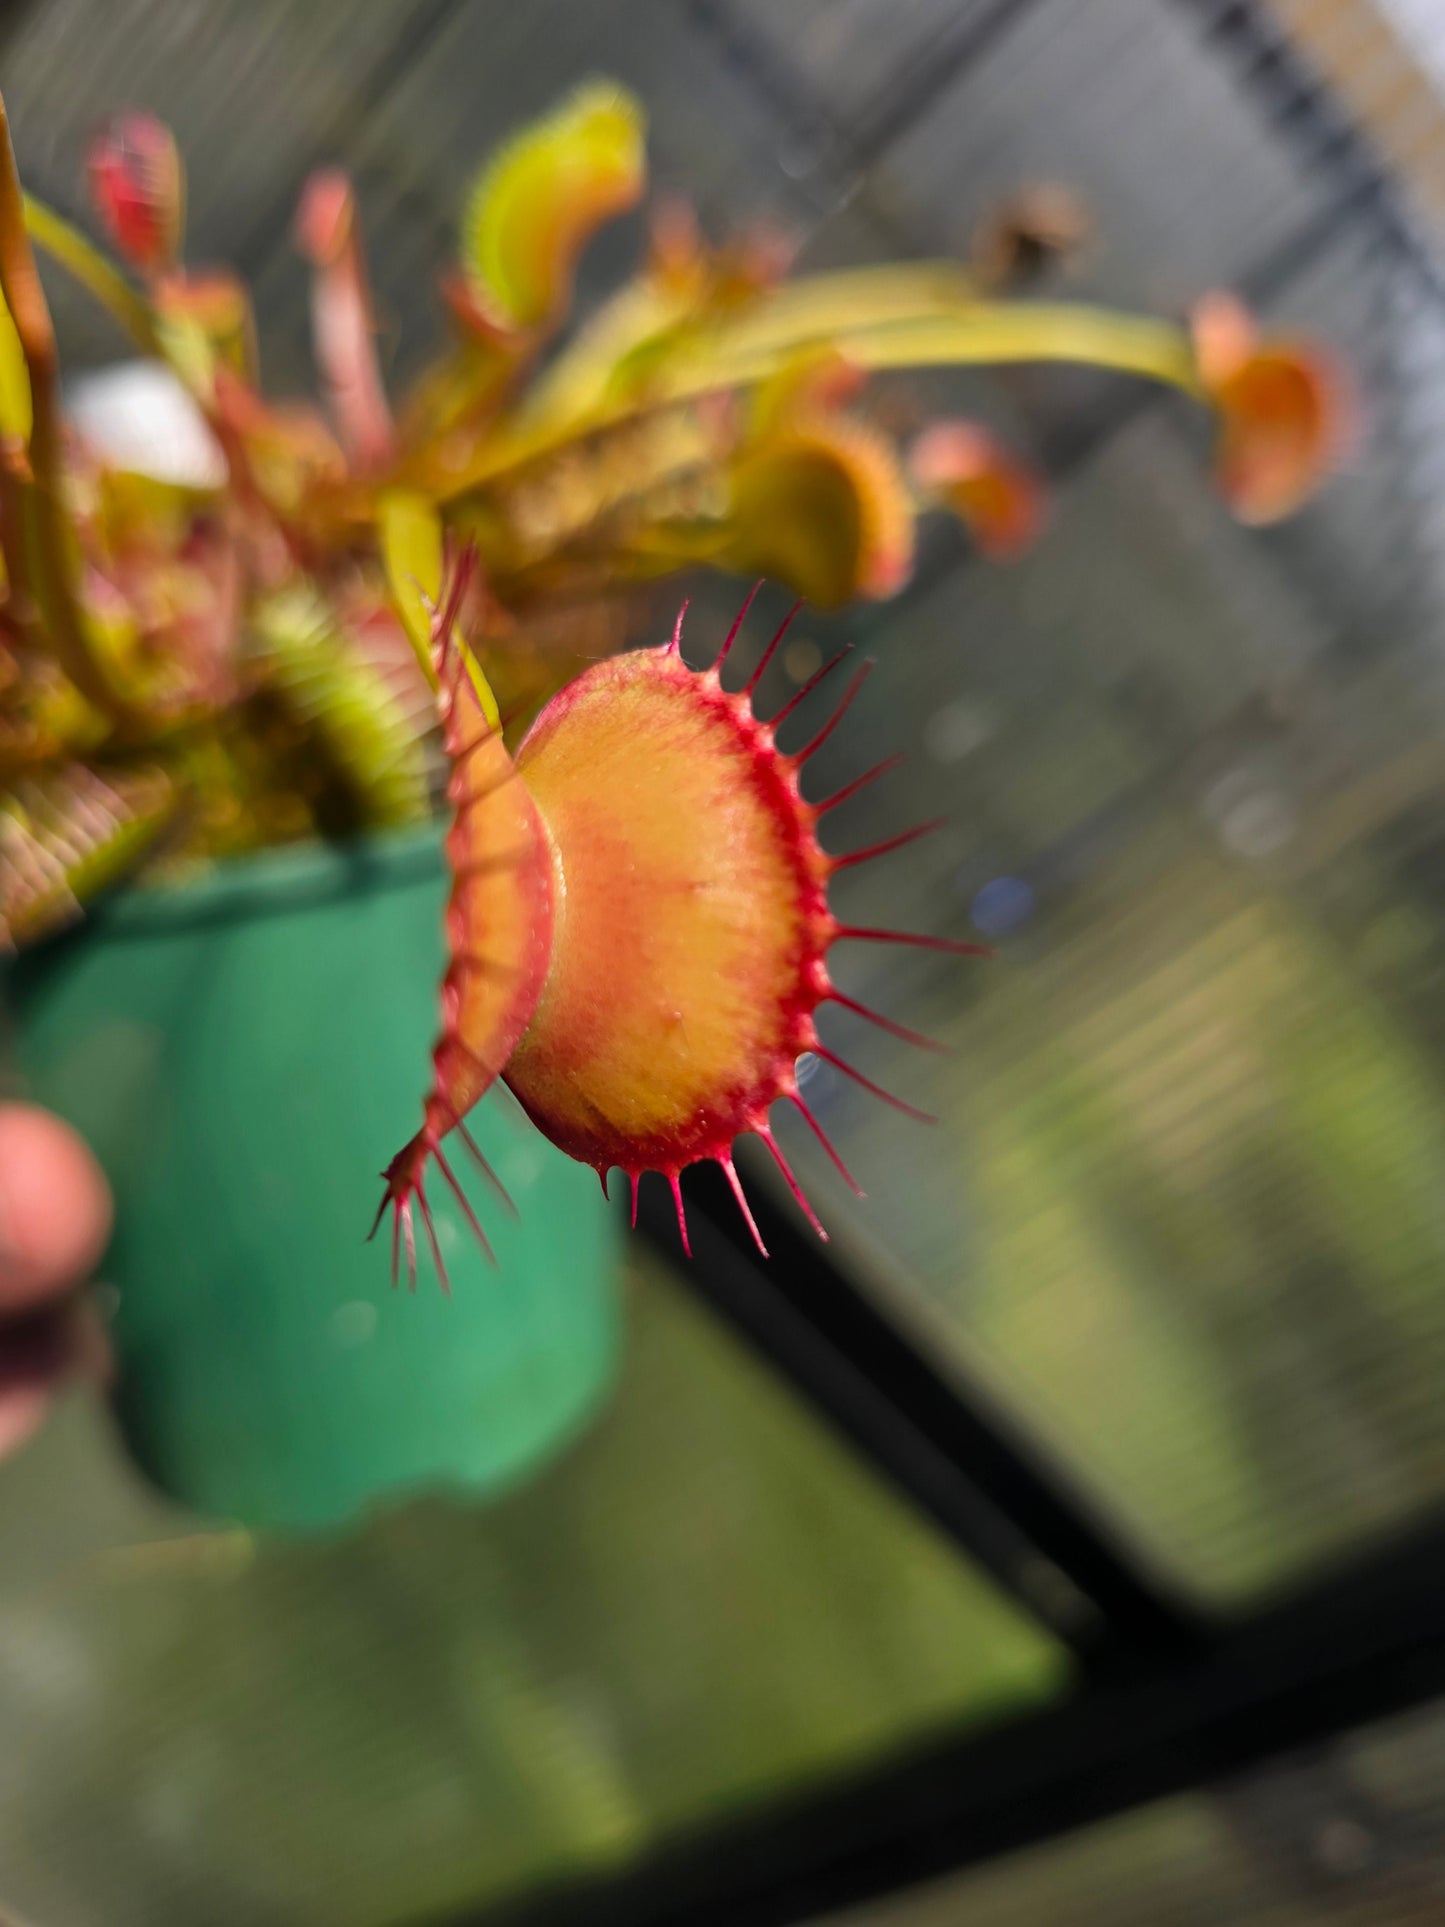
[{"x1": 461, "y1": 82, "x2": 646, "y2": 332}]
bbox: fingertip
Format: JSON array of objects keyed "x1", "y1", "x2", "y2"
[
  {"x1": 0, "y1": 1105, "x2": 113, "y2": 1310},
  {"x1": 0, "y1": 1379, "x2": 52, "y2": 1461}
]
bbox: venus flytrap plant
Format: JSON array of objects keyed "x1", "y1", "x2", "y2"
[
  {"x1": 373, "y1": 562, "x2": 989, "y2": 1279},
  {"x1": 0, "y1": 79, "x2": 1350, "y2": 1260}
]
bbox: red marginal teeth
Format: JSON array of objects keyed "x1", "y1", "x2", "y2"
[
  {"x1": 813, "y1": 753, "x2": 904, "y2": 814},
  {"x1": 668, "y1": 1172, "x2": 692, "y2": 1257},
  {"x1": 768, "y1": 645, "x2": 851, "y2": 732},
  {"x1": 836, "y1": 924, "x2": 994, "y2": 957},
  {"x1": 455, "y1": 1120, "x2": 516, "y2": 1215},
  {"x1": 401, "y1": 1202, "x2": 417, "y2": 1292},
  {"x1": 713, "y1": 579, "x2": 764, "y2": 674},
  {"x1": 742, "y1": 599, "x2": 804, "y2": 698},
  {"x1": 826, "y1": 990, "x2": 947, "y2": 1054},
  {"x1": 758, "y1": 1128, "x2": 829, "y2": 1242},
  {"x1": 795, "y1": 658, "x2": 872, "y2": 762},
  {"x1": 830, "y1": 820, "x2": 943, "y2": 871},
  {"x1": 378, "y1": 583, "x2": 988, "y2": 1283},
  {"x1": 665, "y1": 597, "x2": 691, "y2": 657},
  {"x1": 720, "y1": 1156, "x2": 768, "y2": 1257},
  {"x1": 433, "y1": 1145, "x2": 497, "y2": 1266},
  {"x1": 813, "y1": 1046, "x2": 937, "y2": 1125},
  {"x1": 415, "y1": 1183, "x2": 451, "y2": 1294},
  {"x1": 789, "y1": 1090, "x2": 865, "y2": 1199}
]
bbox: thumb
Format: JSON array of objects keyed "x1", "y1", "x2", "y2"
[{"x1": 0, "y1": 1104, "x2": 113, "y2": 1311}]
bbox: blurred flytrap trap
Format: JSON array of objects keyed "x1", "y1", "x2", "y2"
[{"x1": 0, "y1": 77, "x2": 1347, "y2": 1254}]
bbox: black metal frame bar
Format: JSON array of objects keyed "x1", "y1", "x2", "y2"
[
  {"x1": 689, "y1": 0, "x2": 1050, "y2": 190},
  {"x1": 1181, "y1": 0, "x2": 1439, "y2": 298},
  {"x1": 460, "y1": 1508, "x2": 1445, "y2": 1927},
  {"x1": 642, "y1": 1161, "x2": 1204, "y2": 1672}
]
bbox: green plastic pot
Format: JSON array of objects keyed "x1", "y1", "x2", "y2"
[{"x1": 3, "y1": 824, "x2": 623, "y2": 1532}]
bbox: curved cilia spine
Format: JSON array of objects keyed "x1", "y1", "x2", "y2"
[
  {"x1": 379, "y1": 577, "x2": 989, "y2": 1282},
  {"x1": 368, "y1": 551, "x2": 554, "y2": 1289}
]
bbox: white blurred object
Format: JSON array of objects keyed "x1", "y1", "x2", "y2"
[
  {"x1": 66, "y1": 359, "x2": 226, "y2": 491},
  {"x1": 1377, "y1": 0, "x2": 1445, "y2": 99},
  {"x1": 1200, "y1": 765, "x2": 1298, "y2": 860},
  {"x1": 925, "y1": 697, "x2": 996, "y2": 765}
]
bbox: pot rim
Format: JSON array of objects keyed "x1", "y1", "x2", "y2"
[{"x1": 80, "y1": 818, "x2": 448, "y2": 941}]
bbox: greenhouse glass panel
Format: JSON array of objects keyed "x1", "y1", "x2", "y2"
[{"x1": 0, "y1": 1246, "x2": 1061, "y2": 1927}]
